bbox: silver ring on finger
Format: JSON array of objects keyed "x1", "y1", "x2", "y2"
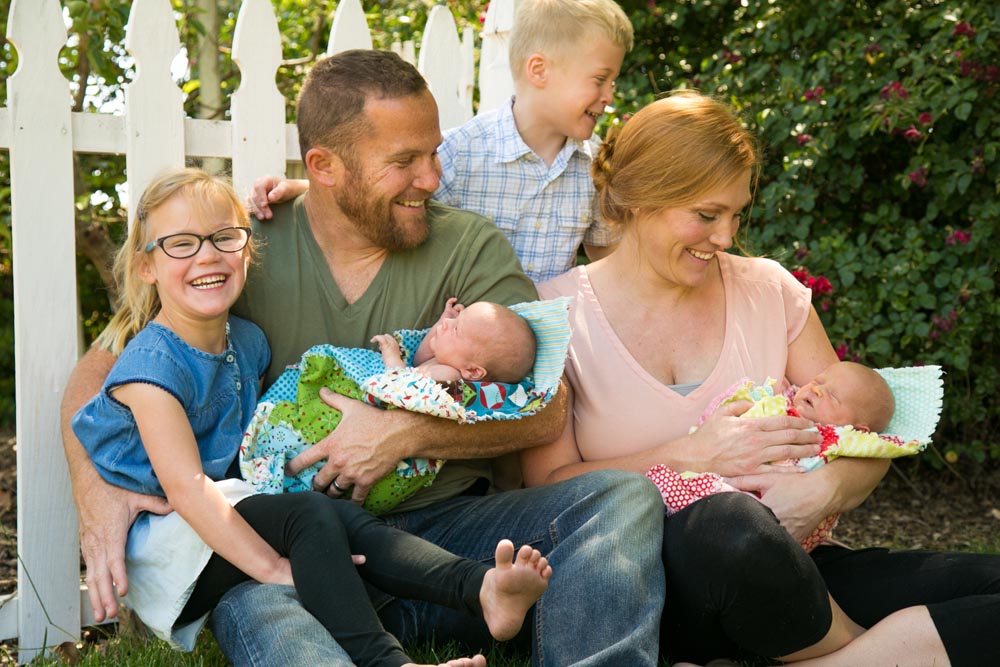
[{"x1": 332, "y1": 478, "x2": 346, "y2": 492}]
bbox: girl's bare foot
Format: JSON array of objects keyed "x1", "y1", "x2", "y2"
[
  {"x1": 403, "y1": 655, "x2": 486, "y2": 667},
  {"x1": 480, "y1": 539, "x2": 552, "y2": 641}
]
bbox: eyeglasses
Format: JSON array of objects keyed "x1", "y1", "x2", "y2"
[{"x1": 144, "y1": 227, "x2": 252, "y2": 259}]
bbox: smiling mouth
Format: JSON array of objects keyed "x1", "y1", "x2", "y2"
[
  {"x1": 585, "y1": 110, "x2": 601, "y2": 119},
  {"x1": 191, "y1": 275, "x2": 227, "y2": 289},
  {"x1": 397, "y1": 199, "x2": 426, "y2": 209},
  {"x1": 687, "y1": 249, "x2": 715, "y2": 261}
]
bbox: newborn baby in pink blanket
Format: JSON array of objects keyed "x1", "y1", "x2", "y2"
[{"x1": 647, "y1": 361, "x2": 926, "y2": 551}]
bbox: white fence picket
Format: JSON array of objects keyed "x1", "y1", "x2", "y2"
[
  {"x1": 478, "y1": 0, "x2": 519, "y2": 114},
  {"x1": 327, "y1": 0, "x2": 373, "y2": 54},
  {"x1": 124, "y1": 0, "x2": 186, "y2": 212},
  {"x1": 231, "y1": 0, "x2": 287, "y2": 196},
  {"x1": 419, "y1": 6, "x2": 472, "y2": 130},
  {"x1": 6, "y1": 0, "x2": 82, "y2": 662},
  {"x1": 0, "y1": 0, "x2": 519, "y2": 658}
]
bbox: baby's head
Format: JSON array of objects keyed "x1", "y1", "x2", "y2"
[
  {"x1": 429, "y1": 302, "x2": 536, "y2": 383},
  {"x1": 792, "y1": 361, "x2": 895, "y2": 432}
]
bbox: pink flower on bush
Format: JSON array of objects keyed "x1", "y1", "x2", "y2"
[
  {"x1": 792, "y1": 268, "x2": 834, "y2": 298},
  {"x1": 918, "y1": 112, "x2": 934, "y2": 125},
  {"x1": 880, "y1": 81, "x2": 909, "y2": 100},
  {"x1": 835, "y1": 343, "x2": 850, "y2": 361},
  {"x1": 903, "y1": 125, "x2": 922, "y2": 141},
  {"x1": 863, "y1": 44, "x2": 882, "y2": 55},
  {"x1": 932, "y1": 310, "x2": 959, "y2": 339},
  {"x1": 908, "y1": 167, "x2": 928, "y2": 187},
  {"x1": 803, "y1": 86, "x2": 824, "y2": 101},
  {"x1": 797, "y1": 133, "x2": 813, "y2": 146},
  {"x1": 945, "y1": 230, "x2": 972, "y2": 245},
  {"x1": 954, "y1": 22, "x2": 977, "y2": 38},
  {"x1": 811, "y1": 275, "x2": 833, "y2": 295},
  {"x1": 795, "y1": 247, "x2": 810, "y2": 261}
]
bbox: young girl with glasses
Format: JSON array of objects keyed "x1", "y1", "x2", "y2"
[{"x1": 71, "y1": 168, "x2": 550, "y2": 667}]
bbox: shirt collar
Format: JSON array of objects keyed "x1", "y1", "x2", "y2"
[{"x1": 494, "y1": 96, "x2": 592, "y2": 165}]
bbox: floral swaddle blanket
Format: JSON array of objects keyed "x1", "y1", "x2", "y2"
[{"x1": 240, "y1": 298, "x2": 572, "y2": 515}]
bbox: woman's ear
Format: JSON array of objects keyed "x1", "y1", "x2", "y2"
[
  {"x1": 461, "y1": 364, "x2": 488, "y2": 382},
  {"x1": 304, "y1": 146, "x2": 344, "y2": 188}
]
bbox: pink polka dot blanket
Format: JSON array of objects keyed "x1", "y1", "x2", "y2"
[
  {"x1": 240, "y1": 298, "x2": 572, "y2": 515},
  {"x1": 647, "y1": 367, "x2": 942, "y2": 551}
]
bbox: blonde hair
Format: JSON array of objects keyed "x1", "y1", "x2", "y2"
[
  {"x1": 592, "y1": 90, "x2": 760, "y2": 228},
  {"x1": 509, "y1": 0, "x2": 634, "y2": 78},
  {"x1": 95, "y1": 168, "x2": 251, "y2": 355}
]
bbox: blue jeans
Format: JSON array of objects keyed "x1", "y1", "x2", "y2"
[{"x1": 208, "y1": 469, "x2": 664, "y2": 666}]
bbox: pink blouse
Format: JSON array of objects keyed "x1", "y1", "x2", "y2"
[{"x1": 538, "y1": 253, "x2": 812, "y2": 462}]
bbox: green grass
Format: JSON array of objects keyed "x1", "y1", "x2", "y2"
[
  {"x1": 12, "y1": 536, "x2": 999, "y2": 666},
  {"x1": 8, "y1": 628, "x2": 538, "y2": 667}
]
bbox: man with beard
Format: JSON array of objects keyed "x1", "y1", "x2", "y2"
[{"x1": 61, "y1": 50, "x2": 665, "y2": 666}]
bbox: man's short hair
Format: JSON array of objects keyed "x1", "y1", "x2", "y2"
[
  {"x1": 509, "y1": 0, "x2": 633, "y2": 78},
  {"x1": 296, "y1": 49, "x2": 429, "y2": 163}
]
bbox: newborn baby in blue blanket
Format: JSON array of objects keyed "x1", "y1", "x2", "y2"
[{"x1": 240, "y1": 297, "x2": 571, "y2": 514}]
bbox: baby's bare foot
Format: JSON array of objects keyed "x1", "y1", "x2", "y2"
[
  {"x1": 402, "y1": 655, "x2": 486, "y2": 667},
  {"x1": 480, "y1": 539, "x2": 552, "y2": 641}
]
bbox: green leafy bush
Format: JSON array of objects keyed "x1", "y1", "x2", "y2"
[{"x1": 613, "y1": 1, "x2": 999, "y2": 464}]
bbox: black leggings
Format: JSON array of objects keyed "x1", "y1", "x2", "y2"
[
  {"x1": 660, "y1": 493, "x2": 1000, "y2": 666},
  {"x1": 177, "y1": 492, "x2": 488, "y2": 667}
]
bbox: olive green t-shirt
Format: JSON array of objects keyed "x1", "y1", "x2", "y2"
[{"x1": 233, "y1": 196, "x2": 538, "y2": 510}]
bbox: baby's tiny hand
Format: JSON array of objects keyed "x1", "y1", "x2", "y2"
[
  {"x1": 371, "y1": 334, "x2": 399, "y2": 354},
  {"x1": 443, "y1": 297, "x2": 465, "y2": 319}
]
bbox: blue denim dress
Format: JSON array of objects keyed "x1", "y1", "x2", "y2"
[{"x1": 72, "y1": 316, "x2": 269, "y2": 649}]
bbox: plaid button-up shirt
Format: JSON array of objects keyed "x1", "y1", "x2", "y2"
[{"x1": 436, "y1": 97, "x2": 619, "y2": 283}]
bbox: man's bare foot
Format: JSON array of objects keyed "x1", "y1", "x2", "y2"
[
  {"x1": 403, "y1": 655, "x2": 487, "y2": 667},
  {"x1": 480, "y1": 539, "x2": 552, "y2": 641}
]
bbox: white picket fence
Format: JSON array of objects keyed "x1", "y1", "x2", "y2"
[{"x1": 0, "y1": 0, "x2": 519, "y2": 660}]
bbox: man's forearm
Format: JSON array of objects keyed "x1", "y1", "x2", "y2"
[
  {"x1": 60, "y1": 346, "x2": 116, "y2": 496},
  {"x1": 402, "y1": 385, "x2": 568, "y2": 460}
]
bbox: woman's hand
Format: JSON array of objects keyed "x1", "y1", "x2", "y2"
[
  {"x1": 691, "y1": 400, "x2": 823, "y2": 477},
  {"x1": 728, "y1": 470, "x2": 837, "y2": 541}
]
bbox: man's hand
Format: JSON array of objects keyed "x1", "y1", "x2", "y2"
[
  {"x1": 286, "y1": 388, "x2": 414, "y2": 503},
  {"x1": 78, "y1": 478, "x2": 171, "y2": 621}
]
